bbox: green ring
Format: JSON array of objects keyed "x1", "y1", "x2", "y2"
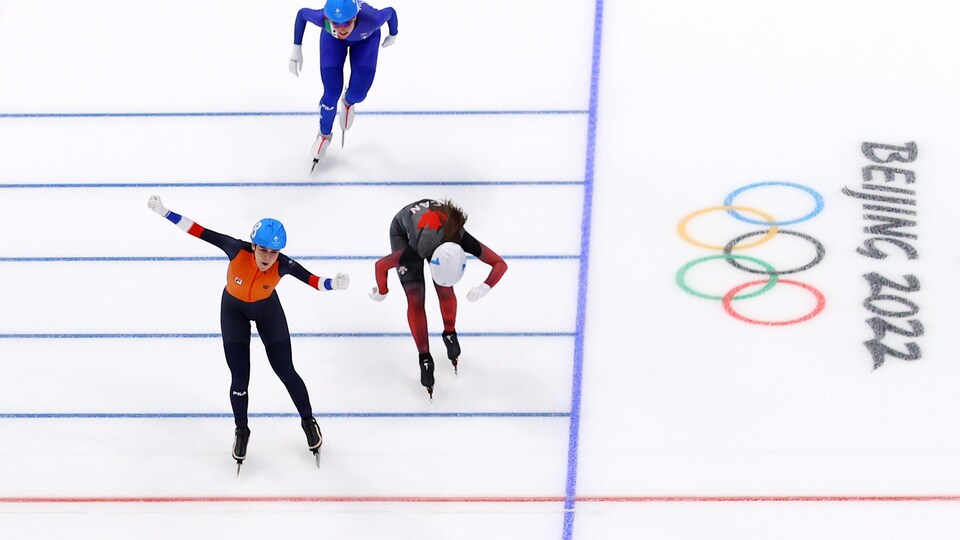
[{"x1": 676, "y1": 255, "x2": 779, "y2": 300}]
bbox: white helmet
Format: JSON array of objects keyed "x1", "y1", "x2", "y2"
[{"x1": 429, "y1": 242, "x2": 467, "y2": 286}]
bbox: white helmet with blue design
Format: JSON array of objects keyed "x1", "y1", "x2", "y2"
[{"x1": 429, "y1": 242, "x2": 466, "y2": 287}]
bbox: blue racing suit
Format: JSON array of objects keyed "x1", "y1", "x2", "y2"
[{"x1": 294, "y1": 3, "x2": 398, "y2": 135}]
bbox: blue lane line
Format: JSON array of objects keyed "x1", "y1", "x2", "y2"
[
  {"x1": 0, "y1": 180, "x2": 584, "y2": 189},
  {"x1": 0, "y1": 332, "x2": 575, "y2": 339},
  {"x1": 0, "y1": 109, "x2": 588, "y2": 119},
  {"x1": 0, "y1": 255, "x2": 579, "y2": 262},
  {"x1": 0, "y1": 412, "x2": 571, "y2": 419},
  {"x1": 564, "y1": 1, "x2": 603, "y2": 538}
]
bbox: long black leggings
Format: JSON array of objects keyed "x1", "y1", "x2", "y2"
[{"x1": 220, "y1": 289, "x2": 313, "y2": 428}]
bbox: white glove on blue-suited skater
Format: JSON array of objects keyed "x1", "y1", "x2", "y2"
[{"x1": 289, "y1": 45, "x2": 303, "y2": 76}]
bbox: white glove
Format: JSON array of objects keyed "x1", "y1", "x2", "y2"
[
  {"x1": 147, "y1": 195, "x2": 168, "y2": 217},
  {"x1": 381, "y1": 34, "x2": 397, "y2": 48},
  {"x1": 289, "y1": 44, "x2": 303, "y2": 76},
  {"x1": 369, "y1": 286, "x2": 387, "y2": 301},
  {"x1": 331, "y1": 272, "x2": 350, "y2": 290},
  {"x1": 467, "y1": 283, "x2": 491, "y2": 302}
]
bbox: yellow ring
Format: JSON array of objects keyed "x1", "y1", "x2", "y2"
[{"x1": 677, "y1": 206, "x2": 779, "y2": 250}]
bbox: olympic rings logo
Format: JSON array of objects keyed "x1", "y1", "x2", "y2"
[{"x1": 676, "y1": 181, "x2": 827, "y2": 326}]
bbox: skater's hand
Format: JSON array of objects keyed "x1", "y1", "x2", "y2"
[
  {"x1": 466, "y1": 283, "x2": 491, "y2": 302},
  {"x1": 381, "y1": 34, "x2": 397, "y2": 48},
  {"x1": 147, "y1": 195, "x2": 169, "y2": 217},
  {"x1": 332, "y1": 272, "x2": 350, "y2": 290},
  {"x1": 289, "y1": 44, "x2": 303, "y2": 76},
  {"x1": 369, "y1": 286, "x2": 387, "y2": 301}
]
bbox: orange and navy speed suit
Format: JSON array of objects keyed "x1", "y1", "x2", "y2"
[{"x1": 162, "y1": 210, "x2": 337, "y2": 429}]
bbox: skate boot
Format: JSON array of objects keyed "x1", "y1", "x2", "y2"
[
  {"x1": 301, "y1": 416, "x2": 323, "y2": 467},
  {"x1": 442, "y1": 331, "x2": 460, "y2": 374},
  {"x1": 419, "y1": 352, "x2": 435, "y2": 400},
  {"x1": 338, "y1": 99, "x2": 354, "y2": 148},
  {"x1": 232, "y1": 426, "x2": 251, "y2": 476},
  {"x1": 310, "y1": 132, "x2": 333, "y2": 172},
  {"x1": 338, "y1": 98, "x2": 355, "y2": 131}
]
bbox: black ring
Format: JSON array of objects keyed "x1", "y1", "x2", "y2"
[{"x1": 722, "y1": 230, "x2": 825, "y2": 275}]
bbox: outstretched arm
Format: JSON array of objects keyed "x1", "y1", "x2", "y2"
[
  {"x1": 147, "y1": 195, "x2": 242, "y2": 259},
  {"x1": 281, "y1": 256, "x2": 349, "y2": 291}
]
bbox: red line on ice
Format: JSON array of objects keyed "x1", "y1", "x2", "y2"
[{"x1": 2, "y1": 495, "x2": 960, "y2": 504}]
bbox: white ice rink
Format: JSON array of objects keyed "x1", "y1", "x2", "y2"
[{"x1": 3, "y1": 0, "x2": 960, "y2": 538}]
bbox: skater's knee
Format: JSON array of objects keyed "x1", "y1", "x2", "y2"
[
  {"x1": 264, "y1": 345, "x2": 298, "y2": 378},
  {"x1": 345, "y1": 71, "x2": 375, "y2": 103},
  {"x1": 320, "y1": 68, "x2": 345, "y2": 89},
  {"x1": 345, "y1": 88, "x2": 369, "y2": 104},
  {"x1": 436, "y1": 286, "x2": 456, "y2": 300},
  {"x1": 402, "y1": 282, "x2": 426, "y2": 303},
  {"x1": 263, "y1": 339, "x2": 292, "y2": 356},
  {"x1": 275, "y1": 369, "x2": 301, "y2": 386},
  {"x1": 222, "y1": 338, "x2": 250, "y2": 352},
  {"x1": 320, "y1": 91, "x2": 341, "y2": 106}
]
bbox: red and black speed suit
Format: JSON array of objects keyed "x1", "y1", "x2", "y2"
[{"x1": 373, "y1": 199, "x2": 507, "y2": 355}]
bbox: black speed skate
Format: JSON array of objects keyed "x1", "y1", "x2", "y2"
[
  {"x1": 442, "y1": 331, "x2": 461, "y2": 374},
  {"x1": 301, "y1": 417, "x2": 323, "y2": 467},
  {"x1": 232, "y1": 426, "x2": 251, "y2": 476},
  {"x1": 419, "y1": 352, "x2": 435, "y2": 401}
]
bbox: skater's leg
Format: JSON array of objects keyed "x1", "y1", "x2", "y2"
[
  {"x1": 393, "y1": 242, "x2": 430, "y2": 354},
  {"x1": 391, "y1": 237, "x2": 434, "y2": 395},
  {"x1": 220, "y1": 291, "x2": 252, "y2": 429},
  {"x1": 405, "y1": 282, "x2": 435, "y2": 394},
  {"x1": 402, "y1": 281, "x2": 429, "y2": 354},
  {"x1": 255, "y1": 294, "x2": 322, "y2": 455},
  {"x1": 318, "y1": 32, "x2": 348, "y2": 135},
  {"x1": 255, "y1": 294, "x2": 314, "y2": 420},
  {"x1": 435, "y1": 284, "x2": 457, "y2": 334},
  {"x1": 435, "y1": 283, "x2": 461, "y2": 362},
  {"x1": 337, "y1": 30, "x2": 381, "y2": 133},
  {"x1": 343, "y1": 29, "x2": 381, "y2": 106}
]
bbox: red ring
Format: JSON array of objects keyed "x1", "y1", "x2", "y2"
[{"x1": 721, "y1": 279, "x2": 826, "y2": 326}]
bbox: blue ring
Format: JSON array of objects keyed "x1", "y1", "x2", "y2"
[{"x1": 723, "y1": 182, "x2": 824, "y2": 226}]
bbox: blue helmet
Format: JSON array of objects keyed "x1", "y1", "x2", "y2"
[
  {"x1": 324, "y1": 0, "x2": 360, "y2": 24},
  {"x1": 250, "y1": 218, "x2": 287, "y2": 250}
]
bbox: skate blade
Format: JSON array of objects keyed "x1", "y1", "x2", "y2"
[
  {"x1": 427, "y1": 386, "x2": 434, "y2": 402},
  {"x1": 235, "y1": 460, "x2": 243, "y2": 477},
  {"x1": 313, "y1": 448, "x2": 321, "y2": 468},
  {"x1": 341, "y1": 126, "x2": 345, "y2": 148},
  {"x1": 451, "y1": 358, "x2": 458, "y2": 375},
  {"x1": 310, "y1": 159, "x2": 319, "y2": 173}
]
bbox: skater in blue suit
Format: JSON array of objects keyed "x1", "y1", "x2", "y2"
[{"x1": 289, "y1": 0, "x2": 398, "y2": 165}]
